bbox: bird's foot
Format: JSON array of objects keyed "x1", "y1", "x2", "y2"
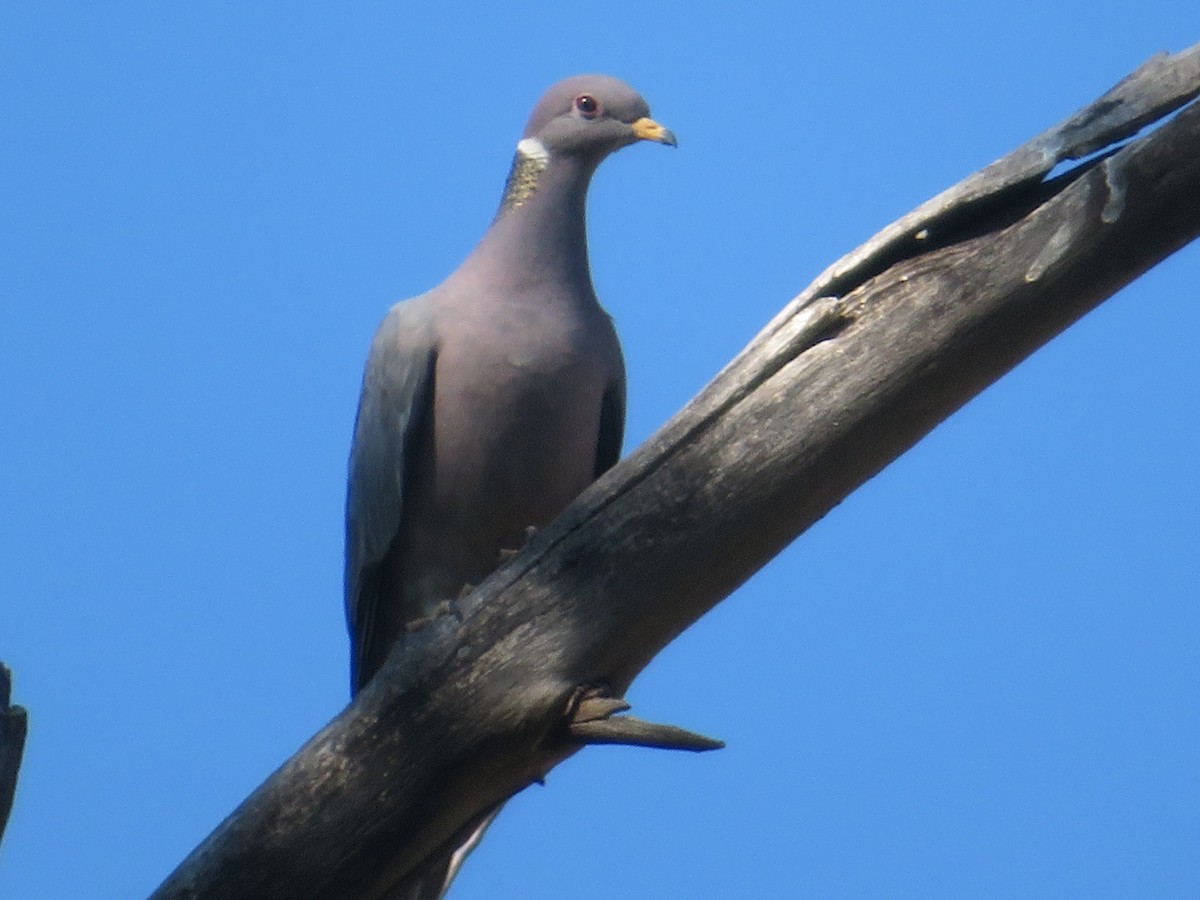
[
  {"x1": 497, "y1": 525, "x2": 539, "y2": 563},
  {"x1": 403, "y1": 595, "x2": 466, "y2": 633}
]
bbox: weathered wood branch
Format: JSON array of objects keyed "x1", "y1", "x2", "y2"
[
  {"x1": 565, "y1": 687, "x2": 724, "y2": 751},
  {"x1": 0, "y1": 663, "x2": 27, "y2": 850},
  {"x1": 152, "y1": 46, "x2": 1200, "y2": 900}
]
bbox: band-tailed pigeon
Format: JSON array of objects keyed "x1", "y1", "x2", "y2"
[{"x1": 343, "y1": 75, "x2": 675, "y2": 897}]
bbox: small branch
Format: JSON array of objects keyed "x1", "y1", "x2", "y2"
[
  {"x1": 569, "y1": 716, "x2": 725, "y2": 753},
  {"x1": 565, "y1": 686, "x2": 724, "y2": 752},
  {"x1": 0, "y1": 663, "x2": 28, "y2": 849}
]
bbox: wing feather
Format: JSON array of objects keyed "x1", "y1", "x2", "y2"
[{"x1": 344, "y1": 297, "x2": 437, "y2": 695}]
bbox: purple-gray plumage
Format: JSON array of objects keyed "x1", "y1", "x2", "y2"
[{"x1": 343, "y1": 74, "x2": 674, "y2": 899}]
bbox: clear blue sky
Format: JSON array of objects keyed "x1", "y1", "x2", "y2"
[{"x1": 3, "y1": 4, "x2": 1198, "y2": 898}]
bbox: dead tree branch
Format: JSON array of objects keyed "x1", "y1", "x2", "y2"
[
  {"x1": 0, "y1": 663, "x2": 27, "y2": 850},
  {"x1": 151, "y1": 46, "x2": 1200, "y2": 900}
]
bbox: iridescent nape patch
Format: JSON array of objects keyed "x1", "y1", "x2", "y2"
[{"x1": 496, "y1": 138, "x2": 549, "y2": 218}]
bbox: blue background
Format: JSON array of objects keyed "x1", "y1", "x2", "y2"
[{"x1": 3, "y1": 4, "x2": 1197, "y2": 898}]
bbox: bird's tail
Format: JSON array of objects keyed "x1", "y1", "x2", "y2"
[{"x1": 388, "y1": 804, "x2": 503, "y2": 899}]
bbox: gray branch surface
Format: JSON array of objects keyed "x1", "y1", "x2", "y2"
[
  {"x1": 0, "y1": 663, "x2": 28, "y2": 850},
  {"x1": 151, "y1": 46, "x2": 1200, "y2": 900}
]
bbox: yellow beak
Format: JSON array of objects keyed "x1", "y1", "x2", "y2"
[{"x1": 631, "y1": 117, "x2": 678, "y2": 147}]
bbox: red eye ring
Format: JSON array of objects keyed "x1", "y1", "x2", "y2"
[{"x1": 574, "y1": 94, "x2": 600, "y2": 119}]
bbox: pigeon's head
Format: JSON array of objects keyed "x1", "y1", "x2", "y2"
[
  {"x1": 494, "y1": 75, "x2": 675, "y2": 217},
  {"x1": 519, "y1": 74, "x2": 677, "y2": 163}
]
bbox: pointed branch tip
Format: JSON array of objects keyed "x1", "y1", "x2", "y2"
[
  {"x1": 568, "y1": 715, "x2": 724, "y2": 752},
  {"x1": 565, "y1": 686, "x2": 723, "y2": 752}
]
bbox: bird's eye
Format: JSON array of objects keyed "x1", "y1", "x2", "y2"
[{"x1": 574, "y1": 94, "x2": 600, "y2": 119}]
